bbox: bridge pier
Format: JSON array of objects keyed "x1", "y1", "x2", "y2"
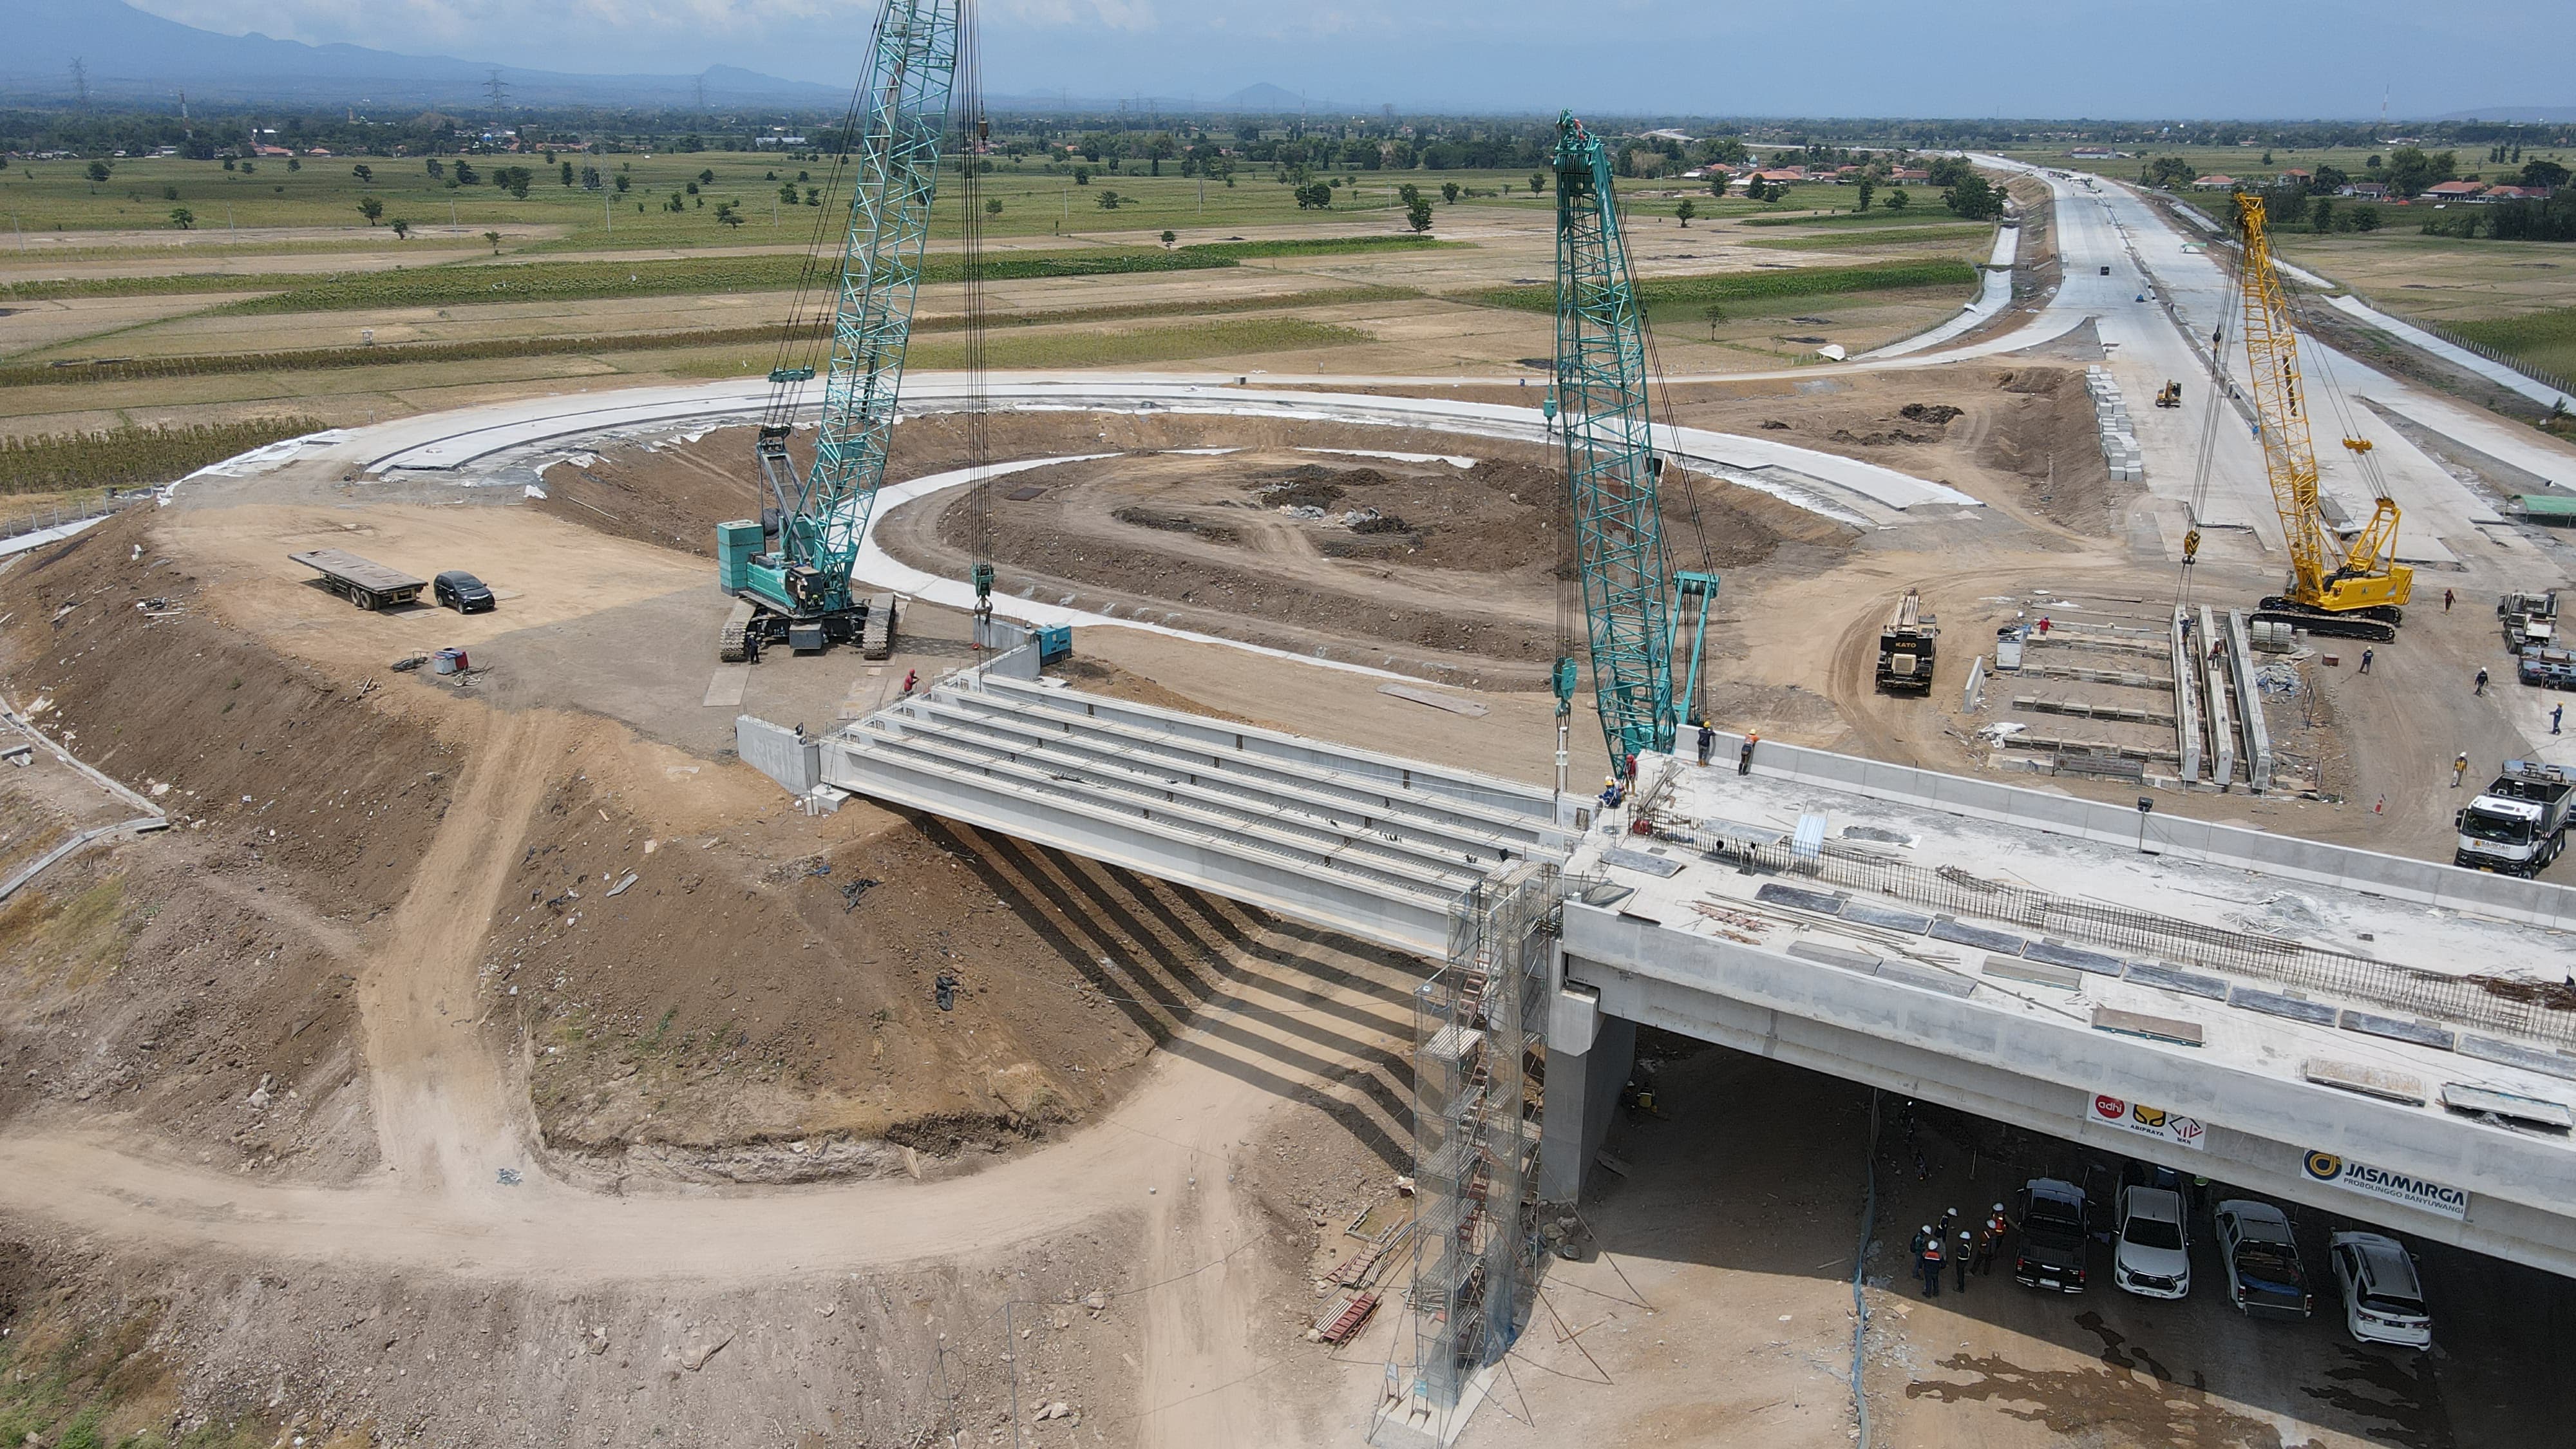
[{"x1": 1538, "y1": 973, "x2": 1634, "y2": 1204}]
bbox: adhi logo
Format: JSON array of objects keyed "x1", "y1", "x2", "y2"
[{"x1": 2086, "y1": 1094, "x2": 2208, "y2": 1150}]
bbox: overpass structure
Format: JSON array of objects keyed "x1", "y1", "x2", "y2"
[{"x1": 762, "y1": 667, "x2": 2576, "y2": 1280}]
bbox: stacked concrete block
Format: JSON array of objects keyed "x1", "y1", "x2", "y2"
[{"x1": 2087, "y1": 366, "x2": 2146, "y2": 482}]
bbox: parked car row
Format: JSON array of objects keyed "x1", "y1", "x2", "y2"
[{"x1": 2005, "y1": 1172, "x2": 2432, "y2": 1349}]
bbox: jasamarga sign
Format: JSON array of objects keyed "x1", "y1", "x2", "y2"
[
  {"x1": 2302, "y1": 1151, "x2": 2470, "y2": 1221},
  {"x1": 2090, "y1": 1095, "x2": 2207, "y2": 1150}
]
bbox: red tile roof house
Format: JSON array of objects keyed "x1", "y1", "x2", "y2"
[
  {"x1": 2420, "y1": 180, "x2": 2486, "y2": 201},
  {"x1": 1888, "y1": 167, "x2": 1930, "y2": 184},
  {"x1": 2192, "y1": 175, "x2": 2237, "y2": 189},
  {"x1": 2479, "y1": 185, "x2": 2548, "y2": 202}
]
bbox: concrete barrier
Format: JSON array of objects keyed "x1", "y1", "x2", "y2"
[{"x1": 735, "y1": 715, "x2": 820, "y2": 796}]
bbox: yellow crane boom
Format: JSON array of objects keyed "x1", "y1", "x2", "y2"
[{"x1": 2237, "y1": 194, "x2": 2410, "y2": 643}]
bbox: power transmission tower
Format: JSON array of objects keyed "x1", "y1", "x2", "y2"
[
  {"x1": 70, "y1": 58, "x2": 90, "y2": 109},
  {"x1": 694, "y1": 73, "x2": 708, "y2": 113},
  {"x1": 486, "y1": 68, "x2": 510, "y2": 111}
]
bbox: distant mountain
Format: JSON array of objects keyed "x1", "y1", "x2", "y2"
[
  {"x1": 3, "y1": 0, "x2": 844, "y2": 109},
  {"x1": 2424, "y1": 105, "x2": 2576, "y2": 124},
  {"x1": 1218, "y1": 83, "x2": 1319, "y2": 113}
]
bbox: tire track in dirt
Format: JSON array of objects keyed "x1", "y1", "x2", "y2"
[{"x1": 357, "y1": 707, "x2": 567, "y2": 1197}]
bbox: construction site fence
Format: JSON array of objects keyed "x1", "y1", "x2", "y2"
[
  {"x1": 1725, "y1": 835, "x2": 2576, "y2": 1051},
  {"x1": 0, "y1": 489, "x2": 154, "y2": 544}
]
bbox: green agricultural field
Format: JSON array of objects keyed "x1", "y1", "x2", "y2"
[
  {"x1": 1743, "y1": 225, "x2": 1993, "y2": 252},
  {"x1": 0, "y1": 153, "x2": 1548, "y2": 254},
  {"x1": 2445, "y1": 308, "x2": 2576, "y2": 385},
  {"x1": 674, "y1": 316, "x2": 1373, "y2": 377},
  {"x1": 1468, "y1": 258, "x2": 1978, "y2": 314}
]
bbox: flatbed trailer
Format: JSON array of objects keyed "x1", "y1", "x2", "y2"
[{"x1": 289, "y1": 549, "x2": 426, "y2": 611}]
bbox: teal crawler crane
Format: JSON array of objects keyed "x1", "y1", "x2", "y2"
[
  {"x1": 1549, "y1": 111, "x2": 1719, "y2": 787},
  {"x1": 717, "y1": 0, "x2": 968, "y2": 661}
]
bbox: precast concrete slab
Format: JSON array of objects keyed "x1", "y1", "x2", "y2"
[{"x1": 812, "y1": 672, "x2": 1567, "y2": 957}]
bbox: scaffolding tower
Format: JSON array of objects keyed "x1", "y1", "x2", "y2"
[{"x1": 1372, "y1": 860, "x2": 1561, "y2": 1446}]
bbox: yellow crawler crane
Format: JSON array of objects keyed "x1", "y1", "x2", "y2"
[{"x1": 2236, "y1": 194, "x2": 2410, "y2": 643}]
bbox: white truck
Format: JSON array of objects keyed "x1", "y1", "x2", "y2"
[
  {"x1": 2454, "y1": 759, "x2": 2575, "y2": 876},
  {"x1": 2499, "y1": 591, "x2": 2558, "y2": 654}
]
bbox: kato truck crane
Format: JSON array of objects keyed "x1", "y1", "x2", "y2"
[
  {"x1": 1548, "y1": 111, "x2": 1718, "y2": 790},
  {"x1": 715, "y1": 0, "x2": 968, "y2": 661},
  {"x1": 2228, "y1": 194, "x2": 2412, "y2": 644}
]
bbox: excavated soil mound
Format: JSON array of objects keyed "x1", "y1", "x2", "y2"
[{"x1": 0, "y1": 511, "x2": 454, "y2": 1179}]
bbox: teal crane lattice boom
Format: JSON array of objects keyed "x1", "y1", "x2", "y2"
[
  {"x1": 724, "y1": 0, "x2": 961, "y2": 649},
  {"x1": 1554, "y1": 111, "x2": 1678, "y2": 768}
]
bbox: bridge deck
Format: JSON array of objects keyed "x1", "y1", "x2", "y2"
[{"x1": 817, "y1": 672, "x2": 1567, "y2": 956}]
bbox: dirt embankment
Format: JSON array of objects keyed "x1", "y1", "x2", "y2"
[
  {"x1": 0, "y1": 1209, "x2": 1144, "y2": 1449},
  {"x1": 0, "y1": 512, "x2": 456, "y2": 1180},
  {"x1": 0, "y1": 507, "x2": 1278, "y2": 1193},
  {"x1": 495, "y1": 762, "x2": 1298, "y2": 1186}
]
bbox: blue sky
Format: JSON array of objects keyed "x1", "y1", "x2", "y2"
[{"x1": 125, "y1": 0, "x2": 2569, "y2": 118}]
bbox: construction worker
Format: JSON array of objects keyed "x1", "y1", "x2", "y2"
[
  {"x1": 1697, "y1": 721, "x2": 1716, "y2": 766},
  {"x1": 2553, "y1": 703, "x2": 2564, "y2": 735},
  {"x1": 2444, "y1": 587, "x2": 2456, "y2": 613},
  {"x1": 2454, "y1": 752, "x2": 2471, "y2": 788},
  {"x1": 1939, "y1": 1205, "x2": 1960, "y2": 1240},
  {"x1": 902, "y1": 668, "x2": 919, "y2": 695},
  {"x1": 1918, "y1": 1233, "x2": 1944, "y2": 1298},
  {"x1": 2475, "y1": 667, "x2": 2490, "y2": 696},
  {"x1": 1973, "y1": 1204, "x2": 2005, "y2": 1276},
  {"x1": 1738, "y1": 732, "x2": 1758, "y2": 777},
  {"x1": 2359, "y1": 647, "x2": 2373, "y2": 675},
  {"x1": 1955, "y1": 1229, "x2": 1973, "y2": 1291},
  {"x1": 1598, "y1": 775, "x2": 1624, "y2": 811},
  {"x1": 1911, "y1": 1224, "x2": 1934, "y2": 1256}
]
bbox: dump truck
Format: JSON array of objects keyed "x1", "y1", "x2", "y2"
[
  {"x1": 2499, "y1": 591, "x2": 2558, "y2": 654},
  {"x1": 2454, "y1": 759, "x2": 2575, "y2": 875},
  {"x1": 289, "y1": 549, "x2": 425, "y2": 611},
  {"x1": 1875, "y1": 589, "x2": 1938, "y2": 694}
]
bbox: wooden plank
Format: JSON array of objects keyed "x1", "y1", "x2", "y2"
[
  {"x1": 1985, "y1": 954, "x2": 2084, "y2": 990},
  {"x1": 2303, "y1": 1057, "x2": 2427, "y2": 1105},
  {"x1": 2092, "y1": 1006, "x2": 2205, "y2": 1047}
]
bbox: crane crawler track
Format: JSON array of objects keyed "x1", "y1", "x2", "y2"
[{"x1": 2251, "y1": 599, "x2": 2397, "y2": 643}]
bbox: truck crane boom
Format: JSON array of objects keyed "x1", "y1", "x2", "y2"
[
  {"x1": 717, "y1": 0, "x2": 966, "y2": 661},
  {"x1": 2235, "y1": 194, "x2": 2410, "y2": 644},
  {"x1": 1551, "y1": 111, "x2": 1716, "y2": 779}
]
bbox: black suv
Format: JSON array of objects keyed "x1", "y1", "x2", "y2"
[
  {"x1": 433, "y1": 570, "x2": 496, "y2": 613},
  {"x1": 2011, "y1": 1177, "x2": 2090, "y2": 1293}
]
